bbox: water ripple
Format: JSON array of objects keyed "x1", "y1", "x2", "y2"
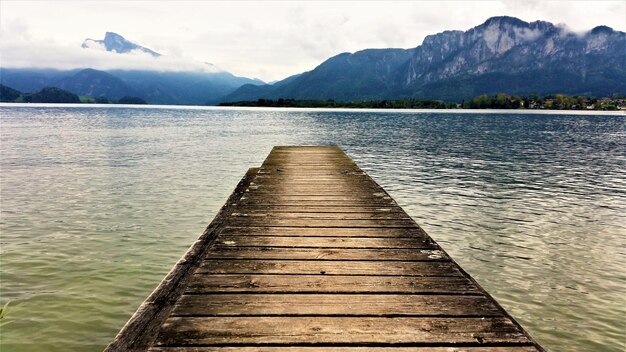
[{"x1": 1, "y1": 106, "x2": 624, "y2": 352}]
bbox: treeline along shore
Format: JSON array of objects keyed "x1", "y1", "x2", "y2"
[
  {"x1": 0, "y1": 85, "x2": 147, "y2": 105},
  {"x1": 2, "y1": 83, "x2": 624, "y2": 111},
  {"x1": 220, "y1": 94, "x2": 626, "y2": 111}
]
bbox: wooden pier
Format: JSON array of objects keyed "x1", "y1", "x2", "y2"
[{"x1": 106, "y1": 146, "x2": 544, "y2": 352}]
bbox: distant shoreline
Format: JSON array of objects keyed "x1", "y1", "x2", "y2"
[
  {"x1": 3, "y1": 84, "x2": 624, "y2": 111},
  {"x1": 219, "y1": 95, "x2": 626, "y2": 111},
  {"x1": 2, "y1": 102, "x2": 625, "y2": 116}
]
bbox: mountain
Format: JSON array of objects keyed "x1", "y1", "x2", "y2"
[
  {"x1": 219, "y1": 73, "x2": 300, "y2": 103},
  {"x1": 56, "y1": 68, "x2": 137, "y2": 98},
  {"x1": 0, "y1": 84, "x2": 22, "y2": 102},
  {"x1": 0, "y1": 67, "x2": 262, "y2": 105},
  {"x1": 0, "y1": 68, "x2": 80, "y2": 93},
  {"x1": 222, "y1": 16, "x2": 626, "y2": 102},
  {"x1": 109, "y1": 70, "x2": 263, "y2": 105},
  {"x1": 82, "y1": 32, "x2": 161, "y2": 57},
  {"x1": 23, "y1": 87, "x2": 80, "y2": 103}
]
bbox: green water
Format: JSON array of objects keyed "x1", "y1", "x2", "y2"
[{"x1": 1, "y1": 105, "x2": 625, "y2": 351}]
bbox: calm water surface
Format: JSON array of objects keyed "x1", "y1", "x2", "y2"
[{"x1": 1, "y1": 105, "x2": 625, "y2": 351}]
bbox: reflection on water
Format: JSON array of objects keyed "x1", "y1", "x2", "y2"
[{"x1": 1, "y1": 106, "x2": 624, "y2": 352}]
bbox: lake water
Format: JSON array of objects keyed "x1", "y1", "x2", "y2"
[{"x1": 1, "y1": 105, "x2": 624, "y2": 352}]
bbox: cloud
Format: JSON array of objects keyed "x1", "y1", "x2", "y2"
[
  {"x1": 1, "y1": 40, "x2": 223, "y2": 73},
  {"x1": 514, "y1": 27, "x2": 543, "y2": 42},
  {"x1": 81, "y1": 39, "x2": 107, "y2": 51},
  {"x1": 1, "y1": 1, "x2": 624, "y2": 81},
  {"x1": 0, "y1": 22, "x2": 222, "y2": 73}
]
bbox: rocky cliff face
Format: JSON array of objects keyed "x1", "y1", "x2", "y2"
[
  {"x1": 222, "y1": 16, "x2": 626, "y2": 102},
  {"x1": 404, "y1": 16, "x2": 625, "y2": 86}
]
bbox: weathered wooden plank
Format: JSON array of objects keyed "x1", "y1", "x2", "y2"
[
  {"x1": 264, "y1": 155, "x2": 348, "y2": 158},
  {"x1": 252, "y1": 175, "x2": 371, "y2": 180},
  {"x1": 251, "y1": 183, "x2": 371, "y2": 187},
  {"x1": 149, "y1": 347, "x2": 540, "y2": 352},
  {"x1": 214, "y1": 236, "x2": 434, "y2": 249},
  {"x1": 253, "y1": 179, "x2": 368, "y2": 184},
  {"x1": 231, "y1": 206, "x2": 404, "y2": 214},
  {"x1": 171, "y1": 294, "x2": 501, "y2": 317},
  {"x1": 263, "y1": 157, "x2": 350, "y2": 159},
  {"x1": 248, "y1": 190, "x2": 386, "y2": 197},
  {"x1": 263, "y1": 156, "x2": 352, "y2": 159},
  {"x1": 241, "y1": 195, "x2": 393, "y2": 202},
  {"x1": 247, "y1": 187, "x2": 382, "y2": 191},
  {"x1": 264, "y1": 154, "x2": 350, "y2": 157},
  {"x1": 253, "y1": 175, "x2": 370, "y2": 181},
  {"x1": 231, "y1": 212, "x2": 410, "y2": 219},
  {"x1": 185, "y1": 274, "x2": 480, "y2": 294},
  {"x1": 254, "y1": 171, "x2": 363, "y2": 176},
  {"x1": 196, "y1": 260, "x2": 460, "y2": 276},
  {"x1": 262, "y1": 160, "x2": 355, "y2": 164},
  {"x1": 205, "y1": 247, "x2": 445, "y2": 261},
  {"x1": 245, "y1": 190, "x2": 385, "y2": 195},
  {"x1": 263, "y1": 153, "x2": 350, "y2": 156},
  {"x1": 220, "y1": 226, "x2": 425, "y2": 237},
  {"x1": 266, "y1": 152, "x2": 346, "y2": 155},
  {"x1": 249, "y1": 183, "x2": 377, "y2": 188},
  {"x1": 235, "y1": 204, "x2": 401, "y2": 210},
  {"x1": 246, "y1": 185, "x2": 383, "y2": 189},
  {"x1": 226, "y1": 218, "x2": 416, "y2": 228},
  {"x1": 255, "y1": 168, "x2": 358, "y2": 172},
  {"x1": 263, "y1": 156, "x2": 349, "y2": 159},
  {"x1": 262, "y1": 160, "x2": 353, "y2": 162},
  {"x1": 155, "y1": 316, "x2": 530, "y2": 345},
  {"x1": 250, "y1": 178, "x2": 374, "y2": 183},
  {"x1": 255, "y1": 169, "x2": 364, "y2": 173},
  {"x1": 237, "y1": 200, "x2": 397, "y2": 207},
  {"x1": 259, "y1": 167, "x2": 360, "y2": 171},
  {"x1": 263, "y1": 156, "x2": 351, "y2": 159},
  {"x1": 256, "y1": 170, "x2": 366, "y2": 175},
  {"x1": 237, "y1": 200, "x2": 396, "y2": 206},
  {"x1": 249, "y1": 185, "x2": 376, "y2": 190},
  {"x1": 261, "y1": 162, "x2": 357, "y2": 165},
  {"x1": 257, "y1": 167, "x2": 363, "y2": 171},
  {"x1": 257, "y1": 172, "x2": 363, "y2": 176},
  {"x1": 261, "y1": 164, "x2": 359, "y2": 166},
  {"x1": 270, "y1": 146, "x2": 344, "y2": 152},
  {"x1": 264, "y1": 155, "x2": 348, "y2": 157},
  {"x1": 251, "y1": 179, "x2": 371, "y2": 183},
  {"x1": 244, "y1": 190, "x2": 391, "y2": 196}
]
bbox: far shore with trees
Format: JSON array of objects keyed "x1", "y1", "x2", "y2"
[
  {"x1": 1, "y1": 83, "x2": 624, "y2": 110},
  {"x1": 220, "y1": 94, "x2": 626, "y2": 111}
]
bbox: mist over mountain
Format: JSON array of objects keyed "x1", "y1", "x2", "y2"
[
  {"x1": 223, "y1": 16, "x2": 626, "y2": 102},
  {"x1": 1, "y1": 32, "x2": 264, "y2": 104}
]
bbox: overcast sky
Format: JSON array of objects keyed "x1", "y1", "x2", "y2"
[{"x1": 1, "y1": 1, "x2": 625, "y2": 81}]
